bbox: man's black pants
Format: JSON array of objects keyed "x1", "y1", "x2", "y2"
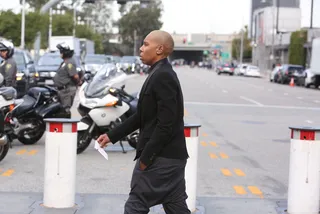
[{"x1": 124, "y1": 157, "x2": 191, "y2": 214}]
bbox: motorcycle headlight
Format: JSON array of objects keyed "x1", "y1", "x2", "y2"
[
  {"x1": 50, "y1": 72, "x2": 56, "y2": 77},
  {"x1": 16, "y1": 72, "x2": 24, "y2": 81}
]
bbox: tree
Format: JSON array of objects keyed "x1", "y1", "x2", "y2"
[
  {"x1": 231, "y1": 25, "x2": 252, "y2": 61},
  {"x1": 117, "y1": 0, "x2": 163, "y2": 54},
  {"x1": 288, "y1": 30, "x2": 307, "y2": 66},
  {"x1": 20, "y1": 0, "x2": 48, "y2": 11}
]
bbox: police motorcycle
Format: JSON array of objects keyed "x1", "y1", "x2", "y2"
[
  {"x1": 0, "y1": 73, "x2": 17, "y2": 162},
  {"x1": 4, "y1": 84, "x2": 69, "y2": 145},
  {"x1": 76, "y1": 63, "x2": 139, "y2": 154}
]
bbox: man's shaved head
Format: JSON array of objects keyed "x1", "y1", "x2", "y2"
[
  {"x1": 139, "y1": 30, "x2": 175, "y2": 66},
  {"x1": 148, "y1": 30, "x2": 174, "y2": 56}
]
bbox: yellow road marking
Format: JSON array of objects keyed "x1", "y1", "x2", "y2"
[
  {"x1": 248, "y1": 186, "x2": 264, "y2": 198},
  {"x1": 209, "y1": 153, "x2": 218, "y2": 159},
  {"x1": 2, "y1": 169, "x2": 14, "y2": 176},
  {"x1": 184, "y1": 109, "x2": 188, "y2": 116},
  {"x1": 16, "y1": 149, "x2": 27, "y2": 155},
  {"x1": 219, "y1": 152, "x2": 229, "y2": 159},
  {"x1": 200, "y1": 141, "x2": 207, "y2": 146},
  {"x1": 233, "y1": 186, "x2": 247, "y2": 195},
  {"x1": 234, "y1": 169, "x2": 246, "y2": 177},
  {"x1": 221, "y1": 168, "x2": 232, "y2": 176},
  {"x1": 210, "y1": 142, "x2": 218, "y2": 147},
  {"x1": 28, "y1": 150, "x2": 38, "y2": 155},
  {"x1": 202, "y1": 133, "x2": 208, "y2": 137}
]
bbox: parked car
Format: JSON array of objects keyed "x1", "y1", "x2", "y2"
[
  {"x1": 83, "y1": 54, "x2": 111, "y2": 75},
  {"x1": 304, "y1": 69, "x2": 316, "y2": 88},
  {"x1": 244, "y1": 65, "x2": 261, "y2": 77},
  {"x1": 269, "y1": 65, "x2": 282, "y2": 82},
  {"x1": 119, "y1": 56, "x2": 143, "y2": 74},
  {"x1": 234, "y1": 64, "x2": 248, "y2": 76},
  {"x1": 1, "y1": 48, "x2": 38, "y2": 98},
  {"x1": 36, "y1": 52, "x2": 84, "y2": 86},
  {"x1": 276, "y1": 64, "x2": 305, "y2": 85}
]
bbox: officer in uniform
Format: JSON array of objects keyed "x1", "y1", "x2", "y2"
[
  {"x1": 53, "y1": 42, "x2": 81, "y2": 118},
  {"x1": 0, "y1": 40, "x2": 17, "y2": 87}
]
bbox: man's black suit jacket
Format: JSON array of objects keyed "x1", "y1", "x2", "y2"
[{"x1": 107, "y1": 58, "x2": 189, "y2": 167}]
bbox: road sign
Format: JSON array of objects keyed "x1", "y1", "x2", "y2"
[
  {"x1": 203, "y1": 50, "x2": 209, "y2": 55},
  {"x1": 221, "y1": 52, "x2": 229, "y2": 59}
]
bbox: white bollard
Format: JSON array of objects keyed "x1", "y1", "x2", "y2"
[
  {"x1": 287, "y1": 126, "x2": 320, "y2": 214},
  {"x1": 184, "y1": 124, "x2": 201, "y2": 213},
  {"x1": 43, "y1": 118, "x2": 78, "y2": 208}
]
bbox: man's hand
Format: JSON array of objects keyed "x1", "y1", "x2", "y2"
[
  {"x1": 97, "y1": 134, "x2": 111, "y2": 148},
  {"x1": 139, "y1": 161, "x2": 147, "y2": 171}
]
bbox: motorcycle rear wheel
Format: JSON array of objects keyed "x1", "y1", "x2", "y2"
[
  {"x1": 0, "y1": 143, "x2": 10, "y2": 162},
  {"x1": 18, "y1": 119, "x2": 46, "y2": 145}
]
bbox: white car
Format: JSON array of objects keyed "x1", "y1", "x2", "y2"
[
  {"x1": 304, "y1": 69, "x2": 316, "y2": 88},
  {"x1": 244, "y1": 66, "x2": 261, "y2": 77},
  {"x1": 234, "y1": 64, "x2": 248, "y2": 75},
  {"x1": 269, "y1": 66, "x2": 282, "y2": 82}
]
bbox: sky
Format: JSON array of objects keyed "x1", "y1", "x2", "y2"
[{"x1": 1, "y1": 0, "x2": 320, "y2": 34}]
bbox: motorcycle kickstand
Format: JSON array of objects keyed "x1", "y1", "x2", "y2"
[{"x1": 119, "y1": 140, "x2": 127, "y2": 154}]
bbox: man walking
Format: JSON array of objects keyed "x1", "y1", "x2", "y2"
[{"x1": 97, "y1": 30, "x2": 190, "y2": 214}]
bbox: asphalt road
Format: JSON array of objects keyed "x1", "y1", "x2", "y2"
[{"x1": 1, "y1": 66, "x2": 320, "y2": 212}]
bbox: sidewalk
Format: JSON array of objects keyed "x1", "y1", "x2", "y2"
[{"x1": 0, "y1": 192, "x2": 286, "y2": 214}]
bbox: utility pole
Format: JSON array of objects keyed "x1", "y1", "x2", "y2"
[
  {"x1": 240, "y1": 27, "x2": 244, "y2": 65},
  {"x1": 20, "y1": 0, "x2": 26, "y2": 49},
  {"x1": 48, "y1": 8, "x2": 53, "y2": 50},
  {"x1": 72, "y1": 0, "x2": 77, "y2": 37},
  {"x1": 310, "y1": 0, "x2": 314, "y2": 29},
  {"x1": 270, "y1": 0, "x2": 276, "y2": 66}
]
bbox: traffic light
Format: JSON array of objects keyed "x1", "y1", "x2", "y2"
[
  {"x1": 117, "y1": 0, "x2": 127, "y2": 5},
  {"x1": 84, "y1": 0, "x2": 95, "y2": 3}
]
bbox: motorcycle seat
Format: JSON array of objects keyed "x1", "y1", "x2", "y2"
[
  {"x1": 0, "y1": 87, "x2": 17, "y2": 101},
  {"x1": 11, "y1": 95, "x2": 36, "y2": 117}
]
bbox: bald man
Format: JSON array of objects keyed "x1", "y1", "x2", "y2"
[{"x1": 97, "y1": 30, "x2": 190, "y2": 213}]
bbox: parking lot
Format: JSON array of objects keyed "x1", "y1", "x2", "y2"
[{"x1": 1, "y1": 66, "x2": 320, "y2": 213}]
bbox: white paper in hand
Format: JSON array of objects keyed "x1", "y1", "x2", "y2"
[{"x1": 94, "y1": 141, "x2": 109, "y2": 160}]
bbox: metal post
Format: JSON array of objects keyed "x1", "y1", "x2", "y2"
[
  {"x1": 72, "y1": 0, "x2": 77, "y2": 37},
  {"x1": 20, "y1": 0, "x2": 26, "y2": 49},
  {"x1": 48, "y1": 8, "x2": 53, "y2": 50},
  {"x1": 270, "y1": 0, "x2": 276, "y2": 66},
  {"x1": 133, "y1": 30, "x2": 137, "y2": 56},
  {"x1": 276, "y1": 0, "x2": 280, "y2": 34}
]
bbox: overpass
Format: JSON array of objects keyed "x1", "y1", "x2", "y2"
[{"x1": 174, "y1": 43, "x2": 212, "y2": 51}]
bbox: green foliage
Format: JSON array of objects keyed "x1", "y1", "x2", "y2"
[
  {"x1": 288, "y1": 30, "x2": 307, "y2": 66},
  {"x1": 231, "y1": 25, "x2": 252, "y2": 60},
  {"x1": 21, "y1": 0, "x2": 48, "y2": 11},
  {"x1": 0, "y1": 10, "x2": 104, "y2": 53},
  {"x1": 117, "y1": 1, "x2": 163, "y2": 50}
]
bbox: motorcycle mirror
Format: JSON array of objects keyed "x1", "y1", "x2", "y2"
[
  {"x1": 116, "y1": 98, "x2": 123, "y2": 106},
  {"x1": 84, "y1": 73, "x2": 91, "y2": 82},
  {"x1": 121, "y1": 85, "x2": 125, "y2": 90}
]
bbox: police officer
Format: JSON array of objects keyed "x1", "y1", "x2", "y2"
[
  {"x1": 0, "y1": 40, "x2": 17, "y2": 87},
  {"x1": 53, "y1": 42, "x2": 81, "y2": 118}
]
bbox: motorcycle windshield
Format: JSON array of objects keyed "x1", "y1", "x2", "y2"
[{"x1": 84, "y1": 63, "x2": 127, "y2": 98}]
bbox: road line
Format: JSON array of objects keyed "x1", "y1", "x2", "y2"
[
  {"x1": 209, "y1": 153, "x2": 218, "y2": 159},
  {"x1": 314, "y1": 100, "x2": 320, "y2": 103},
  {"x1": 1, "y1": 169, "x2": 14, "y2": 177},
  {"x1": 221, "y1": 168, "x2": 232, "y2": 176},
  {"x1": 16, "y1": 149, "x2": 27, "y2": 155},
  {"x1": 297, "y1": 97, "x2": 303, "y2": 99},
  {"x1": 234, "y1": 169, "x2": 246, "y2": 176},
  {"x1": 222, "y1": 90, "x2": 228, "y2": 93},
  {"x1": 248, "y1": 186, "x2": 264, "y2": 198},
  {"x1": 202, "y1": 133, "x2": 208, "y2": 137},
  {"x1": 219, "y1": 152, "x2": 229, "y2": 159},
  {"x1": 184, "y1": 101, "x2": 320, "y2": 111},
  {"x1": 210, "y1": 142, "x2": 218, "y2": 147},
  {"x1": 200, "y1": 141, "x2": 207, "y2": 146},
  {"x1": 28, "y1": 150, "x2": 38, "y2": 155},
  {"x1": 233, "y1": 186, "x2": 247, "y2": 195},
  {"x1": 184, "y1": 109, "x2": 188, "y2": 116},
  {"x1": 306, "y1": 120, "x2": 313, "y2": 124},
  {"x1": 239, "y1": 96, "x2": 264, "y2": 106},
  {"x1": 268, "y1": 89, "x2": 273, "y2": 92},
  {"x1": 284, "y1": 93, "x2": 288, "y2": 96}
]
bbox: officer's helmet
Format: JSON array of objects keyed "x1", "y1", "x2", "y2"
[
  {"x1": 0, "y1": 40, "x2": 14, "y2": 58},
  {"x1": 56, "y1": 42, "x2": 74, "y2": 58}
]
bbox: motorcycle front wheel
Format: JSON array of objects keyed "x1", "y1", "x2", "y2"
[
  {"x1": 77, "y1": 130, "x2": 92, "y2": 154},
  {"x1": 0, "y1": 143, "x2": 10, "y2": 162}
]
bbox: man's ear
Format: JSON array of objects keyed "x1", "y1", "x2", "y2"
[{"x1": 156, "y1": 45, "x2": 164, "y2": 55}]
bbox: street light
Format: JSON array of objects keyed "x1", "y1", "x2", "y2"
[{"x1": 20, "y1": 0, "x2": 26, "y2": 49}]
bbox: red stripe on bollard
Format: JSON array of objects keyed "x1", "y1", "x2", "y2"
[
  {"x1": 291, "y1": 129, "x2": 294, "y2": 139},
  {"x1": 49, "y1": 123, "x2": 63, "y2": 133},
  {"x1": 72, "y1": 123, "x2": 77, "y2": 133},
  {"x1": 300, "y1": 130, "x2": 315, "y2": 140},
  {"x1": 184, "y1": 128, "x2": 191, "y2": 137}
]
